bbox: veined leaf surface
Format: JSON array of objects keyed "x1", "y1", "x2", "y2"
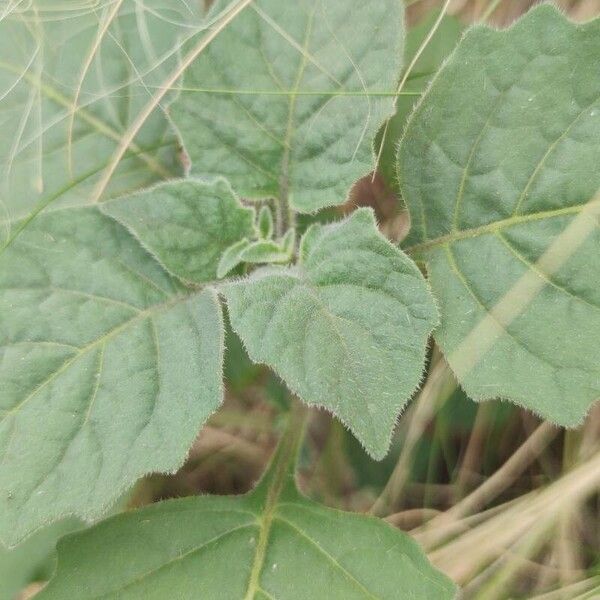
[
  {"x1": 39, "y1": 416, "x2": 456, "y2": 600},
  {"x1": 398, "y1": 5, "x2": 600, "y2": 425},
  {"x1": 0, "y1": 0, "x2": 211, "y2": 231},
  {"x1": 170, "y1": 0, "x2": 404, "y2": 213},
  {"x1": 224, "y1": 209, "x2": 438, "y2": 459},
  {"x1": 0, "y1": 208, "x2": 224, "y2": 545}
]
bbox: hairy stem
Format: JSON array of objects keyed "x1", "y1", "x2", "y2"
[{"x1": 244, "y1": 400, "x2": 307, "y2": 598}]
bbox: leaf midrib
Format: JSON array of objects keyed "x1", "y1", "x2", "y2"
[
  {"x1": 254, "y1": 272, "x2": 381, "y2": 445},
  {"x1": 277, "y1": 9, "x2": 316, "y2": 206},
  {"x1": 405, "y1": 200, "x2": 596, "y2": 255},
  {"x1": 243, "y1": 429, "x2": 296, "y2": 599}
]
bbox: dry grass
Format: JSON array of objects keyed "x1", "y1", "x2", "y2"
[{"x1": 409, "y1": 0, "x2": 600, "y2": 24}]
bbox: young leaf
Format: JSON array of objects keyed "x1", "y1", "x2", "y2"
[
  {"x1": 38, "y1": 417, "x2": 456, "y2": 600},
  {"x1": 0, "y1": 1, "x2": 208, "y2": 224},
  {"x1": 240, "y1": 240, "x2": 291, "y2": 264},
  {"x1": 258, "y1": 205, "x2": 275, "y2": 239},
  {"x1": 0, "y1": 208, "x2": 224, "y2": 545},
  {"x1": 281, "y1": 227, "x2": 297, "y2": 255},
  {"x1": 218, "y1": 238, "x2": 253, "y2": 279},
  {"x1": 102, "y1": 179, "x2": 255, "y2": 285},
  {"x1": 398, "y1": 5, "x2": 600, "y2": 425},
  {"x1": 223, "y1": 209, "x2": 438, "y2": 459},
  {"x1": 169, "y1": 0, "x2": 404, "y2": 213}
]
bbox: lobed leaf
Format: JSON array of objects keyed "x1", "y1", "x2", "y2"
[
  {"x1": 38, "y1": 423, "x2": 456, "y2": 600},
  {"x1": 0, "y1": 207, "x2": 224, "y2": 545},
  {"x1": 102, "y1": 178, "x2": 256, "y2": 285},
  {"x1": 169, "y1": 0, "x2": 404, "y2": 213},
  {"x1": 398, "y1": 5, "x2": 600, "y2": 425},
  {"x1": 223, "y1": 209, "x2": 438, "y2": 459}
]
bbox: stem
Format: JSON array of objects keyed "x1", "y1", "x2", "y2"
[
  {"x1": 244, "y1": 400, "x2": 307, "y2": 599},
  {"x1": 438, "y1": 422, "x2": 558, "y2": 527},
  {"x1": 274, "y1": 197, "x2": 287, "y2": 239},
  {"x1": 428, "y1": 450, "x2": 600, "y2": 582},
  {"x1": 274, "y1": 196, "x2": 294, "y2": 239}
]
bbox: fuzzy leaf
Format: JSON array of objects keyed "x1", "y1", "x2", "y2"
[
  {"x1": 398, "y1": 5, "x2": 600, "y2": 425},
  {"x1": 102, "y1": 179, "x2": 255, "y2": 285},
  {"x1": 218, "y1": 239, "x2": 253, "y2": 279},
  {"x1": 39, "y1": 429, "x2": 456, "y2": 600},
  {"x1": 0, "y1": 208, "x2": 224, "y2": 545},
  {"x1": 258, "y1": 206, "x2": 275, "y2": 239},
  {"x1": 224, "y1": 209, "x2": 438, "y2": 458},
  {"x1": 169, "y1": 0, "x2": 404, "y2": 213},
  {"x1": 241, "y1": 240, "x2": 291, "y2": 264}
]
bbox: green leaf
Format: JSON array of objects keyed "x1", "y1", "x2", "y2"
[
  {"x1": 0, "y1": 519, "x2": 82, "y2": 600},
  {"x1": 0, "y1": 207, "x2": 224, "y2": 545},
  {"x1": 218, "y1": 238, "x2": 253, "y2": 279},
  {"x1": 258, "y1": 206, "x2": 275, "y2": 239},
  {"x1": 102, "y1": 178, "x2": 256, "y2": 285},
  {"x1": 398, "y1": 5, "x2": 600, "y2": 425},
  {"x1": 38, "y1": 416, "x2": 456, "y2": 600},
  {"x1": 241, "y1": 240, "x2": 291, "y2": 264},
  {"x1": 281, "y1": 227, "x2": 297, "y2": 255},
  {"x1": 169, "y1": 0, "x2": 404, "y2": 213},
  {"x1": 223, "y1": 209, "x2": 438, "y2": 458},
  {"x1": 377, "y1": 10, "x2": 463, "y2": 193},
  {"x1": 0, "y1": 1, "x2": 211, "y2": 227}
]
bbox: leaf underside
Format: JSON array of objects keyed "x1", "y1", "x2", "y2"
[
  {"x1": 169, "y1": 0, "x2": 404, "y2": 213},
  {"x1": 39, "y1": 439, "x2": 457, "y2": 600},
  {"x1": 0, "y1": 208, "x2": 224, "y2": 545},
  {"x1": 224, "y1": 209, "x2": 438, "y2": 459},
  {"x1": 399, "y1": 5, "x2": 600, "y2": 425}
]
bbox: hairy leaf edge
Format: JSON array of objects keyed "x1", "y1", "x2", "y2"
[
  {"x1": 395, "y1": 2, "x2": 600, "y2": 428},
  {"x1": 0, "y1": 213, "x2": 227, "y2": 548},
  {"x1": 220, "y1": 208, "x2": 439, "y2": 460}
]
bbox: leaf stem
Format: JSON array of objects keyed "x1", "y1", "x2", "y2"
[{"x1": 244, "y1": 400, "x2": 307, "y2": 598}]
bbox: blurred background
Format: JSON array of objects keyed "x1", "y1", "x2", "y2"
[{"x1": 2, "y1": 1, "x2": 600, "y2": 599}]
